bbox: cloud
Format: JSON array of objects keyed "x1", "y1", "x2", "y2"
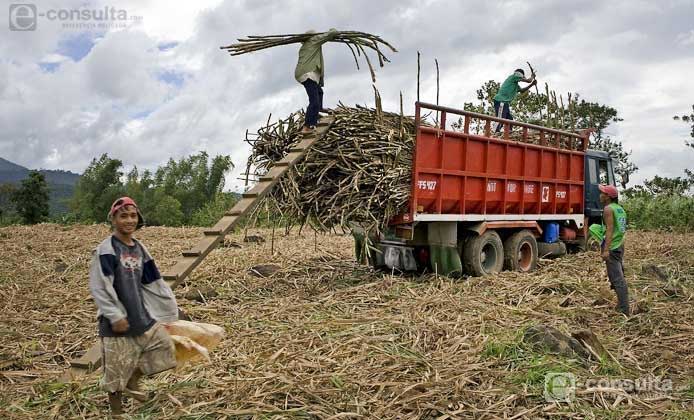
[
  {"x1": 676, "y1": 29, "x2": 694, "y2": 46},
  {"x1": 0, "y1": 0, "x2": 692, "y2": 191}
]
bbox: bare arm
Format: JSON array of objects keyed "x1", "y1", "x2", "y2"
[
  {"x1": 520, "y1": 79, "x2": 537, "y2": 93},
  {"x1": 521, "y1": 71, "x2": 536, "y2": 83}
]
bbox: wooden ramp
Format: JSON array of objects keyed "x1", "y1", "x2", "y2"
[{"x1": 62, "y1": 117, "x2": 335, "y2": 381}]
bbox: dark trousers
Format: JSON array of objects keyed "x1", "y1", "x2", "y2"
[
  {"x1": 605, "y1": 245, "x2": 630, "y2": 315},
  {"x1": 302, "y1": 79, "x2": 323, "y2": 127},
  {"x1": 493, "y1": 100, "x2": 512, "y2": 133}
]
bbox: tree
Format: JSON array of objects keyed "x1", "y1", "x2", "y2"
[
  {"x1": 153, "y1": 152, "x2": 233, "y2": 220},
  {"x1": 145, "y1": 191, "x2": 184, "y2": 226},
  {"x1": 456, "y1": 80, "x2": 638, "y2": 187},
  {"x1": 673, "y1": 104, "x2": 694, "y2": 149},
  {"x1": 624, "y1": 169, "x2": 694, "y2": 197},
  {"x1": 0, "y1": 183, "x2": 17, "y2": 222},
  {"x1": 12, "y1": 171, "x2": 50, "y2": 224},
  {"x1": 190, "y1": 192, "x2": 239, "y2": 226},
  {"x1": 70, "y1": 154, "x2": 124, "y2": 222}
]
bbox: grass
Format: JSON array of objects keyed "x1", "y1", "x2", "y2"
[
  {"x1": 623, "y1": 195, "x2": 694, "y2": 232},
  {"x1": 481, "y1": 337, "x2": 525, "y2": 362},
  {"x1": 480, "y1": 331, "x2": 582, "y2": 395},
  {"x1": 596, "y1": 355, "x2": 623, "y2": 376}
]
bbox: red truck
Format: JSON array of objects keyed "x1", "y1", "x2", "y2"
[{"x1": 367, "y1": 102, "x2": 617, "y2": 276}]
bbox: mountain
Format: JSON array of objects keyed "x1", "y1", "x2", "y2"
[{"x1": 0, "y1": 157, "x2": 80, "y2": 215}]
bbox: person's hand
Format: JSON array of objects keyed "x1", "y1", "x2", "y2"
[
  {"x1": 531, "y1": 79, "x2": 538, "y2": 86},
  {"x1": 112, "y1": 318, "x2": 129, "y2": 333},
  {"x1": 601, "y1": 250, "x2": 610, "y2": 261}
]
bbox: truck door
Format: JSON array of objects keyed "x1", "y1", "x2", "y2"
[{"x1": 584, "y1": 152, "x2": 615, "y2": 223}]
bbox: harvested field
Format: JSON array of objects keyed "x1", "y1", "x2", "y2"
[{"x1": 0, "y1": 225, "x2": 692, "y2": 419}]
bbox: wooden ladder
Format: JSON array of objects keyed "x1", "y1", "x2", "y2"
[{"x1": 62, "y1": 117, "x2": 335, "y2": 380}]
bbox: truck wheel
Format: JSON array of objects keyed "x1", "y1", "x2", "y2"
[
  {"x1": 503, "y1": 230, "x2": 538, "y2": 272},
  {"x1": 462, "y1": 231, "x2": 504, "y2": 276}
]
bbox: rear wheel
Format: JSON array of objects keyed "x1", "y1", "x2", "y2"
[
  {"x1": 503, "y1": 230, "x2": 538, "y2": 272},
  {"x1": 462, "y1": 231, "x2": 504, "y2": 276}
]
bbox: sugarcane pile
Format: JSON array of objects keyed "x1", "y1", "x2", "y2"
[
  {"x1": 244, "y1": 104, "x2": 415, "y2": 235},
  {"x1": 221, "y1": 31, "x2": 397, "y2": 82}
]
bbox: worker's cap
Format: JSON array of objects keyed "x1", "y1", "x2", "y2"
[
  {"x1": 515, "y1": 68, "x2": 525, "y2": 75},
  {"x1": 598, "y1": 184, "x2": 619, "y2": 199},
  {"x1": 108, "y1": 196, "x2": 145, "y2": 229}
]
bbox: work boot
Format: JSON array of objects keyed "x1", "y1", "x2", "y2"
[{"x1": 300, "y1": 125, "x2": 315, "y2": 135}]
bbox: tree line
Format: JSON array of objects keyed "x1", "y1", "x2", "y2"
[{"x1": 1, "y1": 152, "x2": 237, "y2": 227}]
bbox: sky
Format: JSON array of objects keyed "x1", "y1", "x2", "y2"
[{"x1": 1, "y1": 0, "x2": 693, "y2": 192}]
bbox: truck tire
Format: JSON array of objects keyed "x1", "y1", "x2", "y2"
[
  {"x1": 503, "y1": 230, "x2": 538, "y2": 272},
  {"x1": 462, "y1": 231, "x2": 504, "y2": 276}
]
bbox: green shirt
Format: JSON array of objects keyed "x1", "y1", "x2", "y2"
[
  {"x1": 294, "y1": 30, "x2": 338, "y2": 86},
  {"x1": 602, "y1": 202, "x2": 627, "y2": 250},
  {"x1": 493, "y1": 72, "x2": 523, "y2": 102}
]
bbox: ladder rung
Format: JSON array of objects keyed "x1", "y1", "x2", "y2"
[
  {"x1": 162, "y1": 272, "x2": 178, "y2": 281},
  {"x1": 182, "y1": 235, "x2": 221, "y2": 257},
  {"x1": 259, "y1": 176, "x2": 274, "y2": 182},
  {"x1": 69, "y1": 342, "x2": 102, "y2": 370},
  {"x1": 274, "y1": 161, "x2": 290, "y2": 167},
  {"x1": 161, "y1": 256, "x2": 200, "y2": 288},
  {"x1": 204, "y1": 229, "x2": 223, "y2": 235},
  {"x1": 242, "y1": 192, "x2": 258, "y2": 199},
  {"x1": 226, "y1": 209, "x2": 243, "y2": 216}
]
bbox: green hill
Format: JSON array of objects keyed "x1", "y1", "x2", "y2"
[{"x1": 0, "y1": 157, "x2": 80, "y2": 215}]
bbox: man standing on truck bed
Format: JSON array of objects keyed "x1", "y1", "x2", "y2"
[
  {"x1": 493, "y1": 68, "x2": 537, "y2": 133},
  {"x1": 598, "y1": 184, "x2": 630, "y2": 315},
  {"x1": 295, "y1": 28, "x2": 338, "y2": 134}
]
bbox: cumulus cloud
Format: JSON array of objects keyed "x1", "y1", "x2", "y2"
[
  {"x1": 0, "y1": 0, "x2": 692, "y2": 191},
  {"x1": 676, "y1": 29, "x2": 694, "y2": 46}
]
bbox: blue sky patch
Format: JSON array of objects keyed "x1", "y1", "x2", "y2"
[
  {"x1": 131, "y1": 109, "x2": 154, "y2": 120},
  {"x1": 39, "y1": 62, "x2": 60, "y2": 73},
  {"x1": 57, "y1": 32, "x2": 102, "y2": 62},
  {"x1": 158, "y1": 41, "x2": 179, "y2": 51},
  {"x1": 157, "y1": 70, "x2": 186, "y2": 87}
]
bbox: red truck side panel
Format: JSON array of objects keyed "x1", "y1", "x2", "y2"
[{"x1": 408, "y1": 103, "x2": 587, "y2": 221}]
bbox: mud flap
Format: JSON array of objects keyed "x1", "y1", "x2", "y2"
[{"x1": 427, "y1": 222, "x2": 462, "y2": 276}]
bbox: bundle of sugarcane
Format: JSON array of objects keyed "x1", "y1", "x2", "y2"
[
  {"x1": 244, "y1": 104, "x2": 415, "y2": 235},
  {"x1": 220, "y1": 31, "x2": 397, "y2": 82}
]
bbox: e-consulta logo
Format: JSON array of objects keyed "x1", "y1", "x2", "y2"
[
  {"x1": 544, "y1": 372, "x2": 576, "y2": 402},
  {"x1": 9, "y1": 4, "x2": 36, "y2": 31},
  {"x1": 9, "y1": 3, "x2": 142, "y2": 31}
]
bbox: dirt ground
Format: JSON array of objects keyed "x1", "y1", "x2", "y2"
[{"x1": 0, "y1": 224, "x2": 692, "y2": 419}]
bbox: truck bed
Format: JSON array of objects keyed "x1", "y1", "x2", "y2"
[{"x1": 396, "y1": 102, "x2": 589, "y2": 227}]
